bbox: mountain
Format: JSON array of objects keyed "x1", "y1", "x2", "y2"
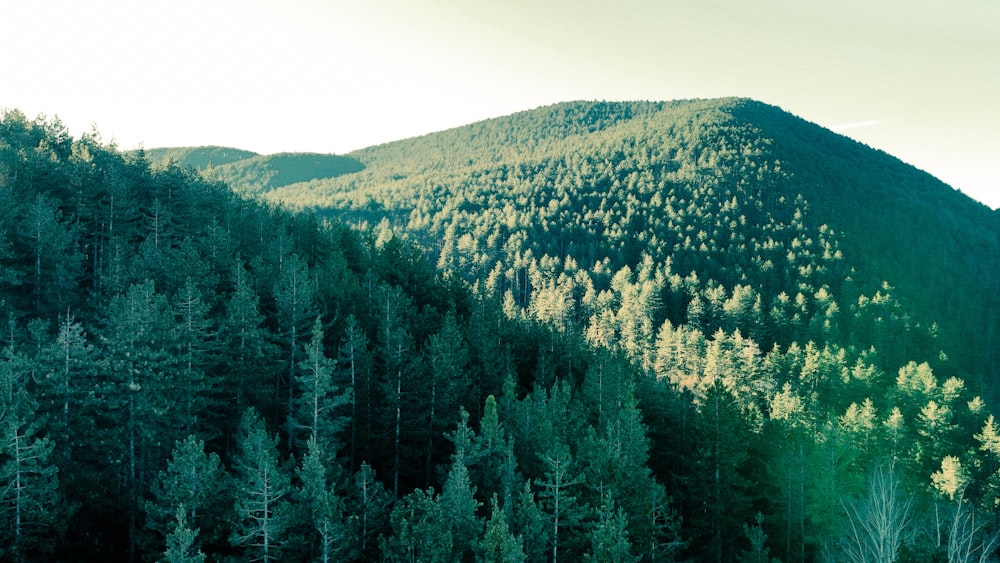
[
  {"x1": 263, "y1": 98, "x2": 1000, "y2": 400},
  {"x1": 7, "y1": 101, "x2": 1000, "y2": 561},
  {"x1": 144, "y1": 145, "x2": 364, "y2": 195}
]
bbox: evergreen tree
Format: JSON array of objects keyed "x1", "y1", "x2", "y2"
[
  {"x1": 425, "y1": 310, "x2": 470, "y2": 483},
  {"x1": 348, "y1": 462, "x2": 391, "y2": 560},
  {"x1": 146, "y1": 435, "x2": 229, "y2": 556},
  {"x1": 336, "y1": 313, "x2": 371, "y2": 472},
  {"x1": 441, "y1": 410, "x2": 482, "y2": 561},
  {"x1": 513, "y1": 481, "x2": 549, "y2": 563},
  {"x1": 481, "y1": 494, "x2": 526, "y2": 563},
  {"x1": 586, "y1": 493, "x2": 639, "y2": 563},
  {"x1": 535, "y1": 442, "x2": 589, "y2": 562},
  {"x1": 380, "y1": 487, "x2": 453, "y2": 563},
  {"x1": 221, "y1": 263, "x2": 274, "y2": 421},
  {"x1": 171, "y1": 277, "x2": 219, "y2": 435},
  {"x1": 296, "y1": 436, "x2": 348, "y2": 563},
  {"x1": 292, "y1": 317, "x2": 350, "y2": 457},
  {"x1": 230, "y1": 408, "x2": 290, "y2": 562},
  {"x1": 274, "y1": 253, "x2": 317, "y2": 448},
  {"x1": 162, "y1": 505, "x2": 206, "y2": 563},
  {"x1": 0, "y1": 414, "x2": 63, "y2": 561}
]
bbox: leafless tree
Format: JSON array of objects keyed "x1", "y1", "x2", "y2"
[
  {"x1": 945, "y1": 491, "x2": 1000, "y2": 563},
  {"x1": 840, "y1": 464, "x2": 913, "y2": 563}
]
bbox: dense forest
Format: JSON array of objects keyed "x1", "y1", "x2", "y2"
[{"x1": 2, "y1": 101, "x2": 999, "y2": 562}]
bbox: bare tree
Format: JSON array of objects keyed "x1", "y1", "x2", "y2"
[
  {"x1": 840, "y1": 464, "x2": 913, "y2": 563},
  {"x1": 946, "y1": 491, "x2": 1000, "y2": 563}
]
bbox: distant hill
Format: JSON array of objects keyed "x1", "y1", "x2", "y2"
[
  {"x1": 144, "y1": 145, "x2": 259, "y2": 168},
  {"x1": 144, "y1": 146, "x2": 364, "y2": 195},
  {"x1": 263, "y1": 98, "x2": 1000, "y2": 400}
]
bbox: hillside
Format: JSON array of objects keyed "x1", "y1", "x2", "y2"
[
  {"x1": 143, "y1": 145, "x2": 259, "y2": 168},
  {"x1": 266, "y1": 98, "x2": 1000, "y2": 400},
  {"x1": 144, "y1": 146, "x2": 364, "y2": 195}
]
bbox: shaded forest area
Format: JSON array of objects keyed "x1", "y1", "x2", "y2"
[{"x1": 2, "y1": 104, "x2": 1000, "y2": 562}]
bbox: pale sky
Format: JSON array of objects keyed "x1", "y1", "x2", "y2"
[{"x1": 2, "y1": 0, "x2": 998, "y2": 209}]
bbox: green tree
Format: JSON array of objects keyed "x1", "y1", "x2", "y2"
[
  {"x1": 274, "y1": 253, "x2": 317, "y2": 447},
  {"x1": 348, "y1": 462, "x2": 391, "y2": 559},
  {"x1": 425, "y1": 310, "x2": 470, "y2": 483},
  {"x1": 337, "y1": 314, "x2": 371, "y2": 472},
  {"x1": 22, "y1": 193, "x2": 82, "y2": 316},
  {"x1": 162, "y1": 505, "x2": 206, "y2": 563},
  {"x1": 0, "y1": 415, "x2": 63, "y2": 561},
  {"x1": 441, "y1": 410, "x2": 482, "y2": 560},
  {"x1": 737, "y1": 513, "x2": 780, "y2": 563},
  {"x1": 296, "y1": 436, "x2": 348, "y2": 563},
  {"x1": 535, "y1": 442, "x2": 589, "y2": 562},
  {"x1": 230, "y1": 408, "x2": 290, "y2": 562},
  {"x1": 33, "y1": 312, "x2": 96, "y2": 466},
  {"x1": 380, "y1": 487, "x2": 453, "y2": 563},
  {"x1": 221, "y1": 263, "x2": 274, "y2": 420},
  {"x1": 473, "y1": 395, "x2": 518, "y2": 511},
  {"x1": 480, "y1": 494, "x2": 526, "y2": 563},
  {"x1": 292, "y1": 317, "x2": 350, "y2": 457},
  {"x1": 171, "y1": 278, "x2": 219, "y2": 435},
  {"x1": 586, "y1": 493, "x2": 639, "y2": 563},
  {"x1": 100, "y1": 279, "x2": 179, "y2": 559},
  {"x1": 146, "y1": 435, "x2": 229, "y2": 555},
  {"x1": 513, "y1": 481, "x2": 549, "y2": 563}
]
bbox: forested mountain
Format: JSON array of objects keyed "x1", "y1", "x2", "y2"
[
  {"x1": 2, "y1": 100, "x2": 999, "y2": 563},
  {"x1": 267, "y1": 99, "x2": 1000, "y2": 400}
]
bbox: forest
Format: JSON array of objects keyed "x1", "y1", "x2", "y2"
[{"x1": 2, "y1": 100, "x2": 1000, "y2": 562}]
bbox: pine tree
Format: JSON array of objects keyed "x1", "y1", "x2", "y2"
[
  {"x1": 473, "y1": 395, "x2": 519, "y2": 511},
  {"x1": 221, "y1": 263, "x2": 274, "y2": 420},
  {"x1": 514, "y1": 480, "x2": 550, "y2": 563},
  {"x1": 535, "y1": 442, "x2": 589, "y2": 562},
  {"x1": 171, "y1": 278, "x2": 219, "y2": 435},
  {"x1": 348, "y1": 462, "x2": 391, "y2": 560},
  {"x1": 586, "y1": 493, "x2": 639, "y2": 563},
  {"x1": 146, "y1": 435, "x2": 228, "y2": 555},
  {"x1": 292, "y1": 317, "x2": 350, "y2": 457},
  {"x1": 424, "y1": 310, "x2": 470, "y2": 484},
  {"x1": 336, "y1": 314, "x2": 371, "y2": 472},
  {"x1": 274, "y1": 253, "x2": 317, "y2": 448},
  {"x1": 296, "y1": 436, "x2": 348, "y2": 563},
  {"x1": 230, "y1": 408, "x2": 290, "y2": 562},
  {"x1": 380, "y1": 487, "x2": 453, "y2": 563},
  {"x1": 441, "y1": 410, "x2": 482, "y2": 560},
  {"x1": 162, "y1": 505, "x2": 206, "y2": 563},
  {"x1": 0, "y1": 415, "x2": 63, "y2": 560},
  {"x1": 480, "y1": 494, "x2": 526, "y2": 563}
]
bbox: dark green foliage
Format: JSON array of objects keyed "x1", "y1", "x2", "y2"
[{"x1": 230, "y1": 408, "x2": 289, "y2": 562}]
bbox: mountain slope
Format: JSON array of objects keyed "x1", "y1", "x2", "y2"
[{"x1": 265, "y1": 98, "x2": 999, "y2": 398}]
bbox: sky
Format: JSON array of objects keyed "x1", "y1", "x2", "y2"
[{"x1": 2, "y1": 0, "x2": 998, "y2": 209}]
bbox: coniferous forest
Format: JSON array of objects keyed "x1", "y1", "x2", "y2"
[{"x1": 2, "y1": 100, "x2": 1000, "y2": 562}]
